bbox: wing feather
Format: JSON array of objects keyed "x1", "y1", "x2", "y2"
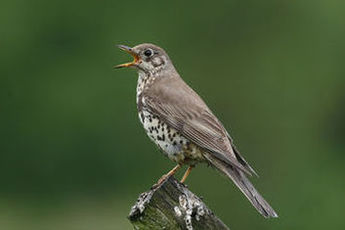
[{"x1": 143, "y1": 78, "x2": 252, "y2": 175}]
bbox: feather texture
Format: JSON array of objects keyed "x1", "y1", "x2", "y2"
[
  {"x1": 143, "y1": 74, "x2": 256, "y2": 175},
  {"x1": 140, "y1": 73, "x2": 278, "y2": 217},
  {"x1": 203, "y1": 153, "x2": 278, "y2": 218}
]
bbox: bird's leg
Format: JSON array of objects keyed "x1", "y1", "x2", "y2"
[
  {"x1": 180, "y1": 166, "x2": 194, "y2": 183},
  {"x1": 154, "y1": 164, "x2": 181, "y2": 187}
]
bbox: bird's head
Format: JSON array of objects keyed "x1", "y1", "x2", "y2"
[{"x1": 115, "y1": 43, "x2": 173, "y2": 74}]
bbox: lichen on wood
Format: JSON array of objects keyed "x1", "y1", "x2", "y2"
[{"x1": 128, "y1": 176, "x2": 229, "y2": 230}]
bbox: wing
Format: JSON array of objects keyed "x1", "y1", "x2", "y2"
[{"x1": 143, "y1": 76, "x2": 254, "y2": 175}]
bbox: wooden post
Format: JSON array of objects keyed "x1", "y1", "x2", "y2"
[{"x1": 128, "y1": 176, "x2": 230, "y2": 230}]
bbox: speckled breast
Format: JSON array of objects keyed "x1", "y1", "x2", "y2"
[{"x1": 138, "y1": 110, "x2": 204, "y2": 165}]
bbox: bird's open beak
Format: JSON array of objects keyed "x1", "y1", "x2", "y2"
[{"x1": 114, "y1": 45, "x2": 140, "y2": 69}]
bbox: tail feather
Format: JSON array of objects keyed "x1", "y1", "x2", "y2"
[{"x1": 204, "y1": 154, "x2": 278, "y2": 218}]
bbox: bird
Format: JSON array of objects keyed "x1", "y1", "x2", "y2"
[{"x1": 115, "y1": 43, "x2": 278, "y2": 218}]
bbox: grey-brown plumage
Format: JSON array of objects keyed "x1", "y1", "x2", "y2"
[{"x1": 116, "y1": 43, "x2": 278, "y2": 218}]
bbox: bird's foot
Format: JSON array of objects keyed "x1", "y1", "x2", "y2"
[
  {"x1": 180, "y1": 166, "x2": 194, "y2": 183},
  {"x1": 151, "y1": 174, "x2": 168, "y2": 189},
  {"x1": 157, "y1": 174, "x2": 169, "y2": 185},
  {"x1": 151, "y1": 164, "x2": 182, "y2": 189}
]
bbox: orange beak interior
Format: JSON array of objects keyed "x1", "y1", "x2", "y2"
[{"x1": 114, "y1": 45, "x2": 140, "y2": 68}]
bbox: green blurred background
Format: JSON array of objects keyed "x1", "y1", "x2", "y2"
[{"x1": 1, "y1": 0, "x2": 344, "y2": 229}]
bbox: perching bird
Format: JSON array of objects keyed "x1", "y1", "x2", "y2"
[{"x1": 115, "y1": 43, "x2": 278, "y2": 218}]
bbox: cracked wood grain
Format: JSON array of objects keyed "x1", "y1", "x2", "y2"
[{"x1": 128, "y1": 176, "x2": 229, "y2": 230}]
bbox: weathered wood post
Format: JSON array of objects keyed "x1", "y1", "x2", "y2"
[{"x1": 128, "y1": 176, "x2": 230, "y2": 230}]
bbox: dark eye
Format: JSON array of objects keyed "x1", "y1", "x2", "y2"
[{"x1": 144, "y1": 49, "x2": 153, "y2": 57}]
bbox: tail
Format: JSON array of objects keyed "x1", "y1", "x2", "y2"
[{"x1": 205, "y1": 154, "x2": 278, "y2": 218}]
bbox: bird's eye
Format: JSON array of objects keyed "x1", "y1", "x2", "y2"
[{"x1": 144, "y1": 49, "x2": 153, "y2": 57}]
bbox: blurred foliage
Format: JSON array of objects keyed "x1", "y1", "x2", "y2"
[{"x1": 0, "y1": 0, "x2": 344, "y2": 229}]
